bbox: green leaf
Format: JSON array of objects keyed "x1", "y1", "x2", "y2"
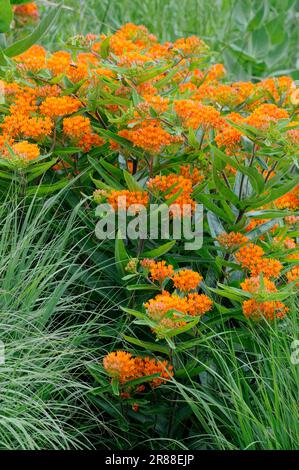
[
  {"x1": 26, "y1": 178, "x2": 69, "y2": 196},
  {"x1": 126, "y1": 284, "x2": 159, "y2": 291},
  {"x1": 123, "y1": 170, "x2": 144, "y2": 192},
  {"x1": 11, "y1": 1, "x2": 34, "y2": 4},
  {"x1": 122, "y1": 334, "x2": 168, "y2": 354},
  {"x1": 0, "y1": 0, "x2": 13, "y2": 33},
  {"x1": 111, "y1": 378, "x2": 119, "y2": 396},
  {"x1": 115, "y1": 231, "x2": 129, "y2": 276},
  {"x1": 120, "y1": 307, "x2": 146, "y2": 319},
  {"x1": 166, "y1": 317, "x2": 200, "y2": 338},
  {"x1": 89, "y1": 157, "x2": 123, "y2": 189},
  {"x1": 4, "y1": 4, "x2": 62, "y2": 57},
  {"x1": 100, "y1": 36, "x2": 110, "y2": 59},
  {"x1": 142, "y1": 240, "x2": 176, "y2": 258}
]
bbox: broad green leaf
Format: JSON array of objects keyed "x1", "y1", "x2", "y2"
[
  {"x1": 115, "y1": 231, "x2": 130, "y2": 276},
  {"x1": 142, "y1": 240, "x2": 176, "y2": 258},
  {"x1": 4, "y1": 4, "x2": 62, "y2": 57},
  {"x1": 123, "y1": 169, "x2": 144, "y2": 192},
  {"x1": 123, "y1": 334, "x2": 168, "y2": 354},
  {"x1": 0, "y1": 0, "x2": 13, "y2": 34}
]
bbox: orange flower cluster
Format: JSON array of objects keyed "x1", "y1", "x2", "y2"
[
  {"x1": 241, "y1": 276, "x2": 277, "y2": 294},
  {"x1": 63, "y1": 115, "x2": 104, "y2": 151},
  {"x1": 39, "y1": 96, "x2": 82, "y2": 118},
  {"x1": 144, "y1": 260, "x2": 174, "y2": 284},
  {"x1": 14, "y1": 2, "x2": 39, "y2": 21},
  {"x1": 173, "y1": 269, "x2": 202, "y2": 292},
  {"x1": 242, "y1": 299, "x2": 288, "y2": 321},
  {"x1": 6, "y1": 141, "x2": 40, "y2": 163},
  {"x1": 147, "y1": 172, "x2": 195, "y2": 216},
  {"x1": 143, "y1": 263, "x2": 212, "y2": 337},
  {"x1": 107, "y1": 190, "x2": 149, "y2": 211},
  {"x1": 236, "y1": 243, "x2": 283, "y2": 280},
  {"x1": 245, "y1": 104, "x2": 289, "y2": 129},
  {"x1": 235, "y1": 243, "x2": 265, "y2": 270},
  {"x1": 214, "y1": 112, "x2": 244, "y2": 154},
  {"x1": 173, "y1": 36, "x2": 207, "y2": 56},
  {"x1": 275, "y1": 185, "x2": 299, "y2": 211},
  {"x1": 119, "y1": 120, "x2": 177, "y2": 153},
  {"x1": 217, "y1": 232, "x2": 248, "y2": 250},
  {"x1": 174, "y1": 100, "x2": 223, "y2": 130},
  {"x1": 103, "y1": 351, "x2": 173, "y2": 388},
  {"x1": 286, "y1": 252, "x2": 299, "y2": 287}
]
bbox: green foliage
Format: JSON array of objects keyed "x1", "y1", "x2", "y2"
[{"x1": 44, "y1": 0, "x2": 299, "y2": 80}]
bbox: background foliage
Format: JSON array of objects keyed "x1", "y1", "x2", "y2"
[{"x1": 45, "y1": 0, "x2": 299, "y2": 80}]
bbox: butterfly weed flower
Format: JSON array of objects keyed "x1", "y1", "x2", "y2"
[
  {"x1": 147, "y1": 260, "x2": 174, "y2": 284},
  {"x1": 235, "y1": 243, "x2": 265, "y2": 271},
  {"x1": 103, "y1": 351, "x2": 137, "y2": 383},
  {"x1": 217, "y1": 232, "x2": 249, "y2": 251},
  {"x1": 242, "y1": 299, "x2": 288, "y2": 321},
  {"x1": 8, "y1": 141, "x2": 40, "y2": 164},
  {"x1": 173, "y1": 269, "x2": 202, "y2": 292},
  {"x1": 39, "y1": 96, "x2": 82, "y2": 118},
  {"x1": 107, "y1": 189, "x2": 149, "y2": 212},
  {"x1": 186, "y1": 293, "x2": 213, "y2": 316},
  {"x1": 241, "y1": 276, "x2": 277, "y2": 295}
]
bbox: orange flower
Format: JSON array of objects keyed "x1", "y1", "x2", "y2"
[
  {"x1": 144, "y1": 291, "x2": 189, "y2": 321},
  {"x1": 242, "y1": 299, "x2": 288, "y2": 321},
  {"x1": 118, "y1": 120, "x2": 176, "y2": 153},
  {"x1": 287, "y1": 266, "x2": 299, "y2": 286},
  {"x1": 147, "y1": 173, "x2": 195, "y2": 216},
  {"x1": 174, "y1": 99, "x2": 223, "y2": 130},
  {"x1": 141, "y1": 357, "x2": 173, "y2": 387},
  {"x1": 186, "y1": 293, "x2": 213, "y2": 316},
  {"x1": 273, "y1": 236, "x2": 296, "y2": 250},
  {"x1": 241, "y1": 276, "x2": 277, "y2": 294},
  {"x1": 173, "y1": 269, "x2": 202, "y2": 292},
  {"x1": 107, "y1": 189, "x2": 149, "y2": 212},
  {"x1": 250, "y1": 258, "x2": 283, "y2": 279},
  {"x1": 39, "y1": 96, "x2": 82, "y2": 118},
  {"x1": 275, "y1": 185, "x2": 299, "y2": 211},
  {"x1": 235, "y1": 243, "x2": 265, "y2": 270},
  {"x1": 14, "y1": 2, "x2": 39, "y2": 21},
  {"x1": 217, "y1": 232, "x2": 248, "y2": 250},
  {"x1": 15, "y1": 45, "x2": 46, "y2": 72},
  {"x1": 47, "y1": 51, "x2": 72, "y2": 76},
  {"x1": 173, "y1": 36, "x2": 207, "y2": 56},
  {"x1": 179, "y1": 165, "x2": 204, "y2": 185},
  {"x1": 148, "y1": 260, "x2": 174, "y2": 284},
  {"x1": 245, "y1": 104, "x2": 289, "y2": 129},
  {"x1": 63, "y1": 115, "x2": 92, "y2": 138},
  {"x1": 103, "y1": 351, "x2": 137, "y2": 383},
  {"x1": 103, "y1": 351, "x2": 173, "y2": 388},
  {"x1": 6, "y1": 141, "x2": 40, "y2": 162}
]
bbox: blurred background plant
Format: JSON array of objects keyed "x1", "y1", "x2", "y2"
[{"x1": 36, "y1": 0, "x2": 299, "y2": 80}]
